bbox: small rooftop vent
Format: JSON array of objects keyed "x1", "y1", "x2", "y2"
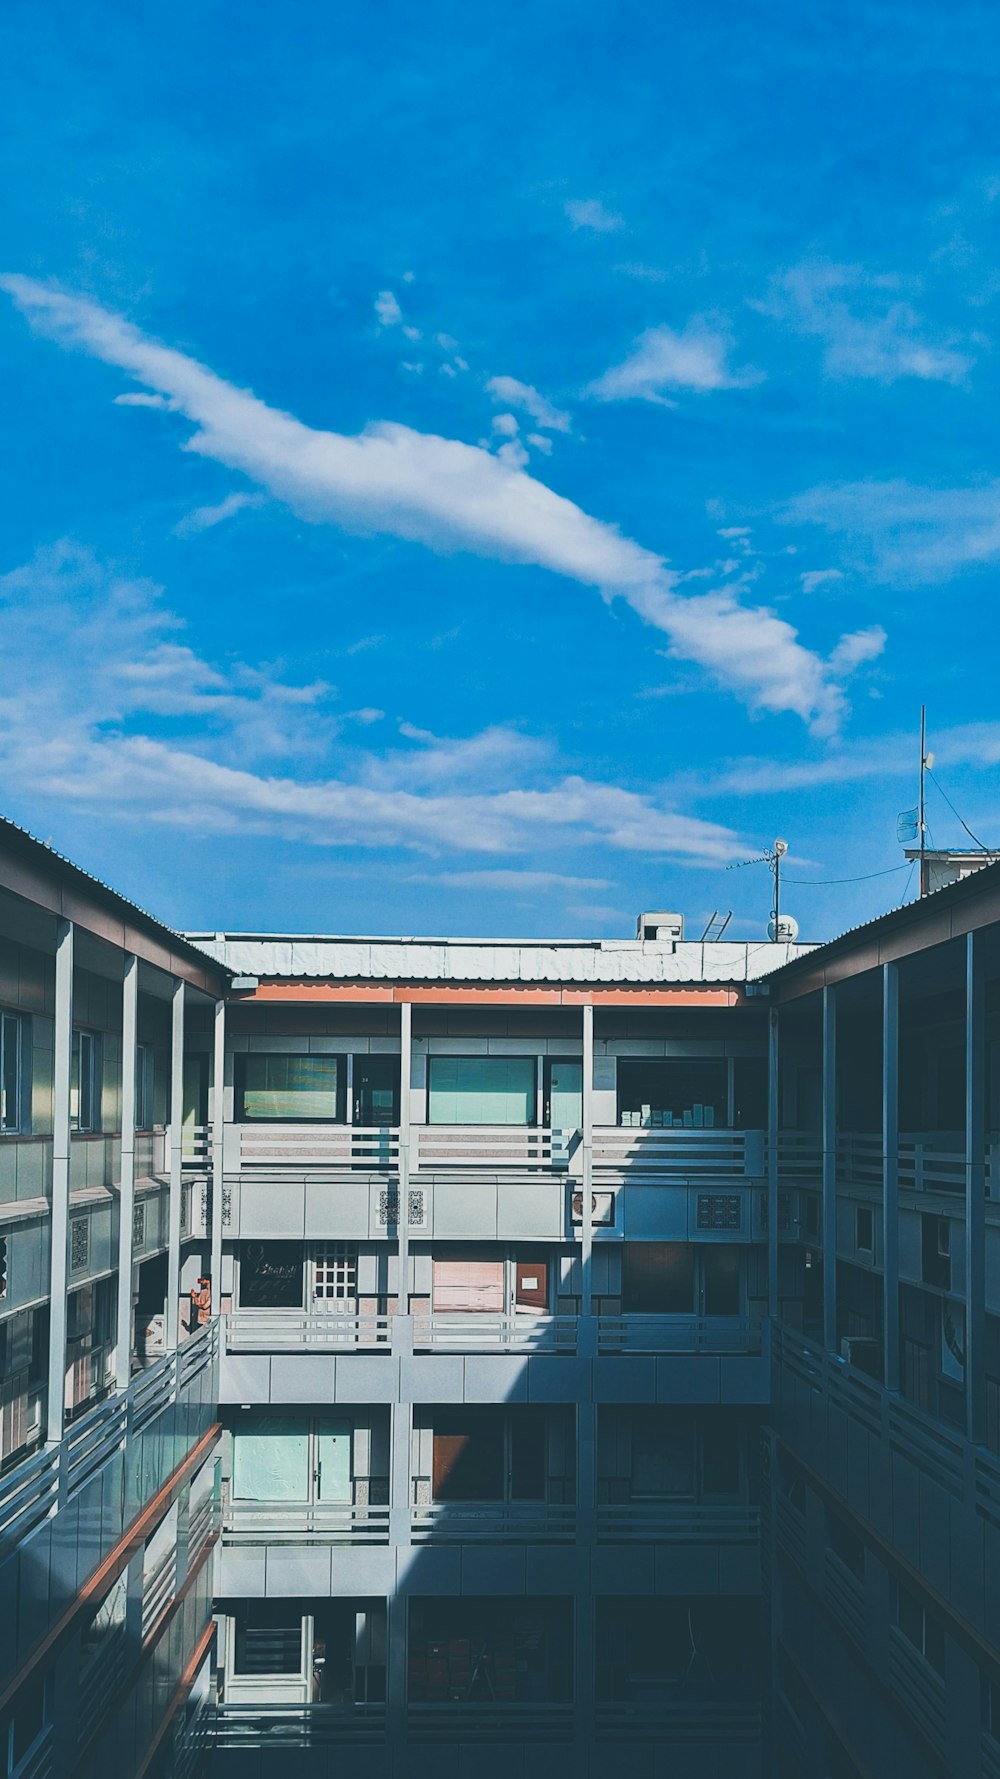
[{"x1": 636, "y1": 910, "x2": 685, "y2": 943}]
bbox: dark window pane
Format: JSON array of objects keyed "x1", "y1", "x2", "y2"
[
  {"x1": 733, "y1": 1057, "x2": 767, "y2": 1128},
  {"x1": 704, "y1": 1246, "x2": 741, "y2": 1316},
  {"x1": 509, "y1": 1410, "x2": 547, "y2": 1501},
  {"x1": 432, "y1": 1410, "x2": 504, "y2": 1500},
  {"x1": 235, "y1": 1604, "x2": 302, "y2": 1675},
  {"x1": 617, "y1": 1058, "x2": 728, "y2": 1129},
  {"x1": 703, "y1": 1419, "x2": 741, "y2": 1496},
  {"x1": 237, "y1": 1054, "x2": 343, "y2": 1121},
  {"x1": 239, "y1": 1241, "x2": 304, "y2": 1308},
  {"x1": 623, "y1": 1244, "x2": 694, "y2": 1313}
]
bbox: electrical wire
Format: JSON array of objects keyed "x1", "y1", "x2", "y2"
[
  {"x1": 898, "y1": 862, "x2": 916, "y2": 906},
  {"x1": 781, "y1": 864, "x2": 911, "y2": 887},
  {"x1": 925, "y1": 766, "x2": 990, "y2": 851}
]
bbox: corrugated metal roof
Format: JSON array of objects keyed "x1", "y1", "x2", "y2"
[{"x1": 189, "y1": 933, "x2": 813, "y2": 985}]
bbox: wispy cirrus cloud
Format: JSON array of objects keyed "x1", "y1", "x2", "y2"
[
  {"x1": 564, "y1": 197, "x2": 623, "y2": 233},
  {"x1": 0, "y1": 545, "x2": 745, "y2": 865},
  {"x1": 174, "y1": 490, "x2": 265, "y2": 536},
  {"x1": 585, "y1": 322, "x2": 762, "y2": 404},
  {"x1": 406, "y1": 869, "x2": 615, "y2": 893},
  {"x1": 485, "y1": 375, "x2": 571, "y2": 433},
  {"x1": 761, "y1": 263, "x2": 974, "y2": 384},
  {"x1": 1, "y1": 276, "x2": 880, "y2": 734},
  {"x1": 782, "y1": 478, "x2": 1000, "y2": 582}
]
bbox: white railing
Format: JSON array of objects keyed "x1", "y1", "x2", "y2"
[
  {"x1": 596, "y1": 1502, "x2": 759, "y2": 1542},
  {"x1": 224, "y1": 1310, "x2": 392, "y2": 1351},
  {"x1": 181, "y1": 1125, "x2": 211, "y2": 1168},
  {"x1": 237, "y1": 1124, "x2": 399, "y2": 1174},
  {"x1": 410, "y1": 1500, "x2": 576, "y2": 1543},
  {"x1": 223, "y1": 1500, "x2": 390, "y2": 1543},
  {"x1": 594, "y1": 1126, "x2": 764, "y2": 1180},
  {"x1": 597, "y1": 1314, "x2": 763, "y2": 1355},
  {"x1": 595, "y1": 1699, "x2": 762, "y2": 1740},
  {"x1": 412, "y1": 1125, "x2": 572, "y2": 1174},
  {"x1": 407, "y1": 1703, "x2": 574, "y2": 1742},
  {"x1": 0, "y1": 1320, "x2": 219, "y2": 1555},
  {"x1": 208, "y1": 1703, "x2": 386, "y2": 1747},
  {"x1": 411, "y1": 1313, "x2": 578, "y2": 1353}
]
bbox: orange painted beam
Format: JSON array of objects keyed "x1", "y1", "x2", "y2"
[{"x1": 244, "y1": 980, "x2": 744, "y2": 1008}]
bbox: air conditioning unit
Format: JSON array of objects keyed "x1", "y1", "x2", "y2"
[{"x1": 840, "y1": 1336, "x2": 882, "y2": 1377}]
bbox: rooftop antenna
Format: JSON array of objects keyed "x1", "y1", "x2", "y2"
[
  {"x1": 919, "y1": 705, "x2": 934, "y2": 898},
  {"x1": 726, "y1": 838, "x2": 796, "y2": 940}
]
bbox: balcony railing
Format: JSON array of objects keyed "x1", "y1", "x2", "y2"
[
  {"x1": 0, "y1": 1319, "x2": 219, "y2": 1558},
  {"x1": 594, "y1": 1127, "x2": 764, "y2": 1181},
  {"x1": 782, "y1": 1128, "x2": 1000, "y2": 1197},
  {"x1": 410, "y1": 1500, "x2": 576, "y2": 1542},
  {"x1": 595, "y1": 1502, "x2": 760, "y2": 1542},
  {"x1": 595, "y1": 1699, "x2": 762, "y2": 1741},
  {"x1": 181, "y1": 1124, "x2": 211, "y2": 1168},
  {"x1": 222, "y1": 1500, "x2": 390, "y2": 1543},
  {"x1": 208, "y1": 1703, "x2": 386, "y2": 1747},
  {"x1": 224, "y1": 1310, "x2": 392, "y2": 1351},
  {"x1": 237, "y1": 1124, "x2": 399, "y2": 1176},
  {"x1": 597, "y1": 1314, "x2": 764, "y2": 1355},
  {"x1": 407, "y1": 1703, "x2": 574, "y2": 1743},
  {"x1": 411, "y1": 1312, "x2": 578, "y2": 1353},
  {"x1": 412, "y1": 1125, "x2": 571, "y2": 1175}
]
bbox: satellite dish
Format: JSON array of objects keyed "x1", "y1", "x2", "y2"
[{"x1": 768, "y1": 914, "x2": 800, "y2": 943}]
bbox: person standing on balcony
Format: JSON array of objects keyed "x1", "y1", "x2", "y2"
[{"x1": 189, "y1": 1274, "x2": 212, "y2": 1331}]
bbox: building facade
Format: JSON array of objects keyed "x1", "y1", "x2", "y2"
[{"x1": 1, "y1": 817, "x2": 1000, "y2": 1777}]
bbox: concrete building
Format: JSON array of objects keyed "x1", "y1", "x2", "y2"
[{"x1": 2, "y1": 814, "x2": 1000, "y2": 1777}]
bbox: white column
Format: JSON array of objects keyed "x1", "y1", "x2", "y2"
[
  {"x1": 822, "y1": 986, "x2": 838, "y2": 1354},
  {"x1": 47, "y1": 919, "x2": 73, "y2": 1445},
  {"x1": 165, "y1": 978, "x2": 185, "y2": 1352},
  {"x1": 882, "y1": 962, "x2": 900, "y2": 1392},
  {"x1": 115, "y1": 954, "x2": 139, "y2": 1390},
  {"x1": 211, "y1": 997, "x2": 226, "y2": 1299},
  {"x1": 581, "y1": 1002, "x2": 594, "y2": 1317},
  {"x1": 398, "y1": 1000, "x2": 412, "y2": 1312}
]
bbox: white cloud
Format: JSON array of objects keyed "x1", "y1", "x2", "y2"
[
  {"x1": 174, "y1": 490, "x2": 265, "y2": 536},
  {"x1": 486, "y1": 375, "x2": 571, "y2": 433},
  {"x1": 763, "y1": 264, "x2": 972, "y2": 384},
  {"x1": 113, "y1": 391, "x2": 175, "y2": 410},
  {"x1": 491, "y1": 413, "x2": 520, "y2": 438},
  {"x1": 800, "y1": 568, "x2": 844, "y2": 594},
  {"x1": 586, "y1": 323, "x2": 762, "y2": 404},
  {"x1": 407, "y1": 869, "x2": 615, "y2": 893},
  {"x1": 2, "y1": 276, "x2": 875, "y2": 733},
  {"x1": 783, "y1": 478, "x2": 1000, "y2": 582},
  {"x1": 374, "y1": 289, "x2": 402, "y2": 327},
  {"x1": 565, "y1": 197, "x2": 623, "y2": 233},
  {"x1": 527, "y1": 433, "x2": 552, "y2": 454},
  {"x1": 0, "y1": 546, "x2": 745, "y2": 865}
]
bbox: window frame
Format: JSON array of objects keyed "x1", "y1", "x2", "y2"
[
  {"x1": 135, "y1": 1042, "x2": 155, "y2": 1131},
  {"x1": 71, "y1": 1028, "x2": 102, "y2": 1135},
  {"x1": 426, "y1": 1055, "x2": 538, "y2": 1128},
  {"x1": 0, "y1": 1011, "x2": 26, "y2": 1136},
  {"x1": 234, "y1": 1052, "x2": 348, "y2": 1124}
]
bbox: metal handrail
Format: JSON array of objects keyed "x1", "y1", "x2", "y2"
[{"x1": 597, "y1": 1314, "x2": 763, "y2": 1354}]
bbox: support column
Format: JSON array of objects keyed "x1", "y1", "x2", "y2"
[
  {"x1": 767, "y1": 1007, "x2": 779, "y2": 1319},
  {"x1": 822, "y1": 986, "x2": 838, "y2": 1355},
  {"x1": 47, "y1": 919, "x2": 73, "y2": 1445},
  {"x1": 580, "y1": 1002, "x2": 594, "y2": 1318},
  {"x1": 165, "y1": 979, "x2": 185, "y2": 1352},
  {"x1": 211, "y1": 997, "x2": 226, "y2": 1300},
  {"x1": 398, "y1": 1000, "x2": 412, "y2": 1313},
  {"x1": 882, "y1": 962, "x2": 900, "y2": 1392},
  {"x1": 966, "y1": 929, "x2": 986, "y2": 1445},
  {"x1": 115, "y1": 954, "x2": 139, "y2": 1390}
]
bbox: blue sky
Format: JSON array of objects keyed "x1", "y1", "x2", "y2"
[{"x1": 2, "y1": 0, "x2": 999, "y2": 942}]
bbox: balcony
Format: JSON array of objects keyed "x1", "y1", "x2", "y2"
[
  {"x1": 595, "y1": 1699, "x2": 762, "y2": 1742},
  {"x1": 412, "y1": 1312, "x2": 578, "y2": 1353},
  {"x1": 224, "y1": 1310, "x2": 392, "y2": 1351},
  {"x1": 235, "y1": 1123, "x2": 399, "y2": 1178},
  {"x1": 594, "y1": 1126, "x2": 765, "y2": 1183},
  {"x1": 407, "y1": 1702, "x2": 574, "y2": 1743},
  {"x1": 222, "y1": 1500, "x2": 391, "y2": 1544},
  {"x1": 595, "y1": 1502, "x2": 760, "y2": 1543},
  {"x1": 410, "y1": 1500, "x2": 576, "y2": 1543},
  {"x1": 597, "y1": 1314, "x2": 763, "y2": 1355},
  {"x1": 208, "y1": 1703, "x2": 385, "y2": 1748}
]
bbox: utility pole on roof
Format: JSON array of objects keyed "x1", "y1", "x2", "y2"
[{"x1": 919, "y1": 706, "x2": 932, "y2": 898}]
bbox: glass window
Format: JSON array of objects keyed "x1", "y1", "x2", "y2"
[
  {"x1": 238, "y1": 1241, "x2": 304, "y2": 1308},
  {"x1": 702, "y1": 1419, "x2": 741, "y2": 1496},
  {"x1": 428, "y1": 1056, "x2": 536, "y2": 1126},
  {"x1": 733, "y1": 1056, "x2": 767, "y2": 1128},
  {"x1": 704, "y1": 1245, "x2": 741, "y2": 1316},
  {"x1": 623, "y1": 1243, "x2": 694, "y2": 1314},
  {"x1": 135, "y1": 1043, "x2": 154, "y2": 1129},
  {"x1": 544, "y1": 1059, "x2": 583, "y2": 1130},
  {"x1": 631, "y1": 1415, "x2": 695, "y2": 1498},
  {"x1": 234, "y1": 1604, "x2": 303, "y2": 1676},
  {"x1": 0, "y1": 1013, "x2": 24, "y2": 1134},
  {"x1": 617, "y1": 1058, "x2": 728, "y2": 1129},
  {"x1": 232, "y1": 1415, "x2": 310, "y2": 1501},
  {"x1": 235, "y1": 1053, "x2": 344, "y2": 1122},
  {"x1": 71, "y1": 1029, "x2": 101, "y2": 1133}
]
